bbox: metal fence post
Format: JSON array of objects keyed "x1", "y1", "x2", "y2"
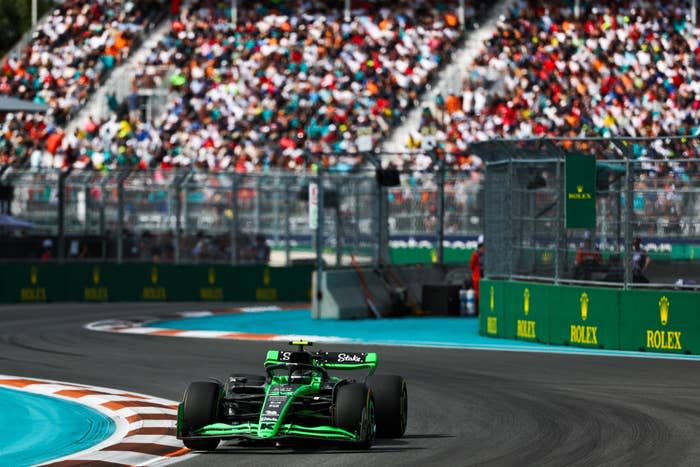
[
  {"x1": 353, "y1": 176, "x2": 360, "y2": 254},
  {"x1": 623, "y1": 157, "x2": 633, "y2": 288},
  {"x1": 315, "y1": 167, "x2": 325, "y2": 317},
  {"x1": 273, "y1": 174, "x2": 281, "y2": 248},
  {"x1": 174, "y1": 179, "x2": 182, "y2": 264},
  {"x1": 507, "y1": 156, "x2": 514, "y2": 280},
  {"x1": 230, "y1": 172, "x2": 238, "y2": 265},
  {"x1": 554, "y1": 156, "x2": 562, "y2": 283},
  {"x1": 57, "y1": 169, "x2": 68, "y2": 261},
  {"x1": 437, "y1": 157, "x2": 445, "y2": 265},
  {"x1": 335, "y1": 176, "x2": 342, "y2": 266},
  {"x1": 117, "y1": 174, "x2": 125, "y2": 263},
  {"x1": 254, "y1": 175, "x2": 261, "y2": 235},
  {"x1": 99, "y1": 177, "x2": 107, "y2": 259},
  {"x1": 284, "y1": 175, "x2": 291, "y2": 266}
]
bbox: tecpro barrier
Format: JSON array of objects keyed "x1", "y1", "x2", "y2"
[
  {"x1": 479, "y1": 279, "x2": 700, "y2": 354},
  {"x1": 0, "y1": 263, "x2": 313, "y2": 303}
]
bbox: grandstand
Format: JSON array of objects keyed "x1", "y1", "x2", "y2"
[{"x1": 0, "y1": 0, "x2": 699, "y2": 277}]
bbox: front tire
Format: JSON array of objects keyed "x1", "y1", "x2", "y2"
[
  {"x1": 334, "y1": 383, "x2": 375, "y2": 449},
  {"x1": 181, "y1": 381, "x2": 221, "y2": 451},
  {"x1": 367, "y1": 375, "x2": 407, "y2": 438}
]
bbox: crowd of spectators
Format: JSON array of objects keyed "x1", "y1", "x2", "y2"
[
  {"x1": 0, "y1": 0, "x2": 164, "y2": 168},
  {"x1": 4, "y1": 0, "x2": 466, "y2": 172},
  {"x1": 404, "y1": 0, "x2": 700, "y2": 228},
  {"x1": 414, "y1": 0, "x2": 700, "y2": 154}
]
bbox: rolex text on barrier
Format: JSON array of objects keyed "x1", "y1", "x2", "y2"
[{"x1": 479, "y1": 280, "x2": 699, "y2": 355}]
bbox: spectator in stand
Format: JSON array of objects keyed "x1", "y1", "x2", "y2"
[
  {"x1": 411, "y1": 1, "x2": 700, "y2": 153},
  {"x1": 59, "y1": 0, "x2": 465, "y2": 172},
  {"x1": 0, "y1": 0, "x2": 163, "y2": 168}
]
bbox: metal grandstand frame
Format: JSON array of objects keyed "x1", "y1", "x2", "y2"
[{"x1": 471, "y1": 136, "x2": 700, "y2": 290}]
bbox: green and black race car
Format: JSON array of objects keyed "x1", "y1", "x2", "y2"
[{"x1": 176, "y1": 341, "x2": 407, "y2": 450}]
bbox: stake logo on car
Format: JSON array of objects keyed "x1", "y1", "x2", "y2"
[{"x1": 337, "y1": 353, "x2": 363, "y2": 363}]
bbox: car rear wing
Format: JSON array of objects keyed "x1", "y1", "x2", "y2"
[{"x1": 264, "y1": 350, "x2": 377, "y2": 373}]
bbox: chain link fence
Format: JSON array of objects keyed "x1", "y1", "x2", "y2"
[
  {"x1": 0, "y1": 155, "x2": 484, "y2": 265},
  {"x1": 473, "y1": 137, "x2": 700, "y2": 289}
]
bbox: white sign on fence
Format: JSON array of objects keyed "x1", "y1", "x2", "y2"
[{"x1": 308, "y1": 182, "x2": 318, "y2": 229}]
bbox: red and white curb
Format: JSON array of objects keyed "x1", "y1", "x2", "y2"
[
  {"x1": 85, "y1": 305, "x2": 353, "y2": 344},
  {"x1": 0, "y1": 375, "x2": 193, "y2": 466}
]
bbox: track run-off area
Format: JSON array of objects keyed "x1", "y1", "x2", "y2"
[{"x1": 2, "y1": 302, "x2": 700, "y2": 466}]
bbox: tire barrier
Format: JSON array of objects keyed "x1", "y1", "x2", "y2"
[
  {"x1": 0, "y1": 263, "x2": 313, "y2": 303},
  {"x1": 479, "y1": 279, "x2": 700, "y2": 354}
]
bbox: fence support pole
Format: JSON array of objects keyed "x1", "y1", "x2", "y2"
[
  {"x1": 437, "y1": 158, "x2": 445, "y2": 265},
  {"x1": 57, "y1": 170, "x2": 67, "y2": 261},
  {"x1": 99, "y1": 178, "x2": 106, "y2": 260},
  {"x1": 335, "y1": 199, "x2": 342, "y2": 266},
  {"x1": 315, "y1": 168, "x2": 325, "y2": 317},
  {"x1": 116, "y1": 175, "x2": 125, "y2": 263},
  {"x1": 554, "y1": 156, "x2": 562, "y2": 284},
  {"x1": 284, "y1": 176, "x2": 291, "y2": 266},
  {"x1": 354, "y1": 176, "x2": 360, "y2": 254},
  {"x1": 273, "y1": 174, "x2": 281, "y2": 248},
  {"x1": 174, "y1": 183, "x2": 182, "y2": 263},
  {"x1": 230, "y1": 173, "x2": 238, "y2": 265},
  {"x1": 623, "y1": 157, "x2": 633, "y2": 289},
  {"x1": 254, "y1": 176, "x2": 261, "y2": 235}
]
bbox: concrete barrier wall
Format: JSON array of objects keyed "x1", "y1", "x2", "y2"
[
  {"x1": 0, "y1": 263, "x2": 313, "y2": 303},
  {"x1": 479, "y1": 279, "x2": 700, "y2": 354},
  {"x1": 312, "y1": 265, "x2": 453, "y2": 319}
]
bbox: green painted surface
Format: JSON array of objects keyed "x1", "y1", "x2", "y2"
[
  {"x1": 619, "y1": 289, "x2": 700, "y2": 354},
  {"x1": 480, "y1": 279, "x2": 700, "y2": 355},
  {"x1": 549, "y1": 285, "x2": 619, "y2": 350},
  {"x1": 479, "y1": 279, "x2": 505, "y2": 338}
]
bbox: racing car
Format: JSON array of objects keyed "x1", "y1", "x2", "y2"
[{"x1": 176, "y1": 341, "x2": 407, "y2": 450}]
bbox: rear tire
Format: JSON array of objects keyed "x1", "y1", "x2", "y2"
[
  {"x1": 367, "y1": 375, "x2": 407, "y2": 438},
  {"x1": 334, "y1": 383, "x2": 375, "y2": 449},
  {"x1": 181, "y1": 381, "x2": 221, "y2": 451}
]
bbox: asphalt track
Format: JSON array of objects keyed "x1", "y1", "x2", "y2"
[{"x1": 2, "y1": 302, "x2": 700, "y2": 466}]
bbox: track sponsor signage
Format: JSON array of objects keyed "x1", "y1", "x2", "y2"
[
  {"x1": 19, "y1": 266, "x2": 47, "y2": 301},
  {"x1": 142, "y1": 266, "x2": 167, "y2": 300},
  {"x1": 0, "y1": 263, "x2": 312, "y2": 303},
  {"x1": 479, "y1": 280, "x2": 504, "y2": 338},
  {"x1": 199, "y1": 267, "x2": 224, "y2": 301},
  {"x1": 507, "y1": 284, "x2": 549, "y2": 342},
  {"x1": 256, "y1": 267, "x2": 278, "y2": 301},
  {"x1": 644, "y1": 296, "x2": 682, "y2": 351},
  {"x1": 308, "y1": 182, "x2": 318, "y2": 230},
  {"x1": 83, "y1": 265, "x2": 109, "y2": 301},
  {"x1": 483, "y1": 280, "x2": 700, "y2": 355},
  {"x1": 618, "y1": 289, "x2": 699, "y2": 354},
  {"x1": 569, "y1": 293, "x2": 598, "y2": 346},
  {"x1": 516, "y1": 288, "x2": 537, "y2": 339},
  {"x1": 565, "y1": 153, "x2": 596, "y2": 229}
]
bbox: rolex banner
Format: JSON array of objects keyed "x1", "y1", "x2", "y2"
[{"x1": 565, "y1": 153, "x2": 596, "y2": 229}]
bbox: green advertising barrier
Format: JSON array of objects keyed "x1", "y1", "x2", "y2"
[
  {"x1": 503, "y1": 282, "x2": 550, "y2": 343},
  {"x1": 480, "y1": 279, "x2": 700, "y2": 355},
  {"x1": 479, "y1": 279, "x2": 505, "y2": 338},
  {"x1": 549, "y1": 285, "x2": 619, "y2": 349},
  {"x1": 619, "y1": 289, "x2": 700, "y2": 354},
  {"x1": 389, "y1": 247, "x2": 475, "y2": 265},
  {"x1": 0, "y1": 263, "x2": 313, "y2": 304}
]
